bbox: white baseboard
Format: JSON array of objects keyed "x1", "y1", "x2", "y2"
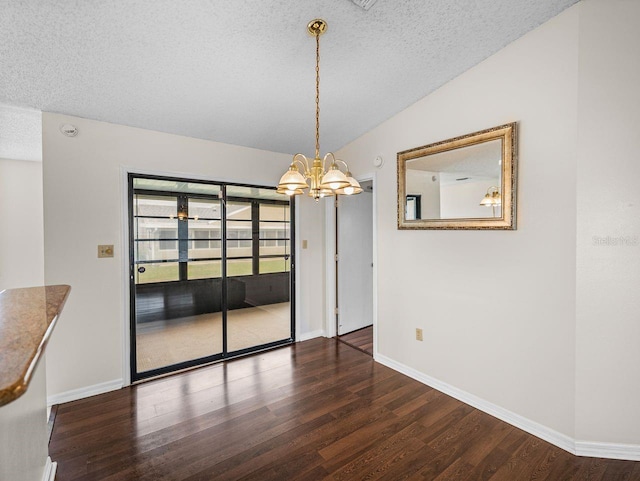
[
  {"x1": 374, "y1": 354, "x2": 640, "y2": 461},
  {"x1": 575, "y1": 441, "x2": 640, "y2": 461},
  {"x1": 298, "y1": 329, "x2": 324, "y2": 342},
  {"x1": 42, "y1": 457, "x2": 57, "y2": 481},
  {"x1": 47, "y1": 378, "x2": 123, "y2": 406}
]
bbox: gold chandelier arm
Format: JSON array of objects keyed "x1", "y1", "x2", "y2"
[
  {"x1": 292, "y1": 153, "x2": 311, "y2": 174},
  {"x1": 333, "y1": 159, "x2": 351, "y2": 172},
  {"x1": 323, "y1": 152, "x2": 336, "y2": 169}
]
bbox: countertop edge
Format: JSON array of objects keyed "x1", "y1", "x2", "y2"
[{"x1": 0, "y1": 285, "x2": 71, "y2": 408}]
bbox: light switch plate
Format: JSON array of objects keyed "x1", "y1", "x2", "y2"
[{"x1": 98, "y1": 245, "x2": 114, "y2": 258}]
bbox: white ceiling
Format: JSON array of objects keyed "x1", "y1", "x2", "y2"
[
  {"x1": 407, "y1": 139, "x2": 501, "y2": 176},
  {"x1": 0, "y1": 0, "x2": 577, "y2": 157},
  {"x1": 0, "y1": 104, "x2": 42, "y2": 162}
]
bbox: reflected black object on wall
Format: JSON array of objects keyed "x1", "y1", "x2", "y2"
[{"x1": 135, "y1": 272, "x2": 290, "y2": 323}]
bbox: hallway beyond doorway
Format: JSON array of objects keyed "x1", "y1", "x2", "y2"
[{"x1": 338, "y1": 325, "x2": 373, "y2": 356}]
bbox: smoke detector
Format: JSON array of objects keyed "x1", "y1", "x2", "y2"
[
  {"x1": 350, "y1": 0, "x2": 379, "y2": 11},
  {"x1": 60, "y1": 124, "x2": 78, "y2": 137}
]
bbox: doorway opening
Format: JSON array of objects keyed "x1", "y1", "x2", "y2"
[
  {"x1": 335, "y1": 179, "x2": 374, "y2": 355},
  {"x1": 128, "y1": 174, "x2": 295, "y2": 381}
]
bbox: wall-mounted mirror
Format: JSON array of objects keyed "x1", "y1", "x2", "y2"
[{"x1": 397, "y1": 122, "x2": 517, "y2": 230}]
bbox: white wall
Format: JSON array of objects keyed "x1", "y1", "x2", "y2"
[
  {"x1": 338, "y1": 5, "x2": 580, "y2": 441},
  {"x1": 296, "y1": 194, "x2": 327, "y2": 340},
  {"x1": 0, "y1": 111, "x2": 50, "y2": 479},
  {"x1": 405, "y1": 170, "x2": 440, "y2": 218},
  {"x1": 43, "y1": 113, "x2": 324, "y2": 398},
  {"x1": 575, "y1": 0, "x2": 640, "y2": 446},
  {"x1": 0, "y1": 158, "x2": 45, "y2": 290},
  {"x1": 337, "y1": 0, "x2": 640, "y2": 455},
  {"x1": 439, "y1": 178, "x2": 501, "y2": 219},
  {"x1": 0, "y1": 360, "x2": 49, "y2": 481}
]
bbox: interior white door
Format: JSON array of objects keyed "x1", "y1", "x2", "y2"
[{"x1": 337, "y1": 183, "x2": 373, "y2": 335}]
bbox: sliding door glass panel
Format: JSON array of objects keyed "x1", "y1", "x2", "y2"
[
  {"x1": 227, "y1": 197, "x2": 292, "y2": 352},
  {"x1": 188, "y1": 237, "x2": 222, "y2": 259},
  {"x1": 227, "y1": 185, "x2": 285, "y2": 202},
  {"x1": 135, "y1": 262, "x2": 180, "y2": 284},
  {"x1": 188, "y1": 259, "x2": 222, "y2": 280},
  {"x1": 186, "y1": 197, "x2": 223, "y2": 282},
  {"x1": 133, "y1": 178, "x2": 220, "y2": 196},
  {"x1": 226, "y1": 300, "x2": 291, "y2": 352},
  {"x1": 133, "y1": 190, "x2": 222, "y2": 377},
  {"x1": 227, "y1": 201, "x2": 251, "y2": 220},
  {"x1": 226, "y1": 221, "x2": 252, "y2": 257},
  {"x1": 227, "y1": 258, "x2": 253, "y2": 277},
  {"x1": 131, "y1": 177, "x2": 293, "y2": 380},
  {"x1": 259, "y1": 257, "x2": 291, "y2": 274},
  {"x1": 135, "y1": 240, "x2": 178, "y2": 262},
  {"x1": 259, "y1": 241, "x2": 290, "y2": 257},
  {"x1": 134, "y1": 194, "x2": 177, "y2": 217},
  {"x1": 226, "y1": 199, "x2": 253, "y2": 283},
  {"x1": 188, "y1": 198, "x2": 221, "y2": 219},
  {"x1": 259, "y1": 222, "x2": 290, "y2": 238}
]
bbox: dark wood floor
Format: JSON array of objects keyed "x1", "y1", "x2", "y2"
[
  {"x1": 338, "y1": 325, "x2": 373, "y2": 355},
  {"x1": 49, "y1": 338, "x2": 640, "y2": 481}
]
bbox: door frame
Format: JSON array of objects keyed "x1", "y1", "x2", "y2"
[
  {"x1": 324, "y1": 172, "x2": 378, "y2": 357},
  {"x1": 120, "y1": 167, "x2": 297, "y2": 385}
]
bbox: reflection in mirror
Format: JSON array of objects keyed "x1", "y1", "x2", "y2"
[
  {"x1": 405, "y1": 195, "x2": 421, "y2": 220},
  {"x1": 398, "y1": 123, "x2": 517, "y2": 230},
  {"x1": 405, "y1": 138, "x2": 502, "y2": 220}
]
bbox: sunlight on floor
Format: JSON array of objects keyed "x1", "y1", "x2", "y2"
[{"x1": 136, "y1": 302, "x2": 290, "y2": 372}]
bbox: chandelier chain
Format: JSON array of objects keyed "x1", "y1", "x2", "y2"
[
  {"x1": 315, "y1": 31, "x2": 320, "y2": 160},
  {"x1": 276, "y1": 19, "x2": 362, "y2": 199}
]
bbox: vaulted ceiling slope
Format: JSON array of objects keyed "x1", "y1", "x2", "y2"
[{"x1": 0, "y1": 0, "x2": 577, "y2": 156}]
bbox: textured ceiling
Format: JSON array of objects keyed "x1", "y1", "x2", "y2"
[
  {"x1": 0, "y1": 0, "x2": 578, "y2": 156},
  {"x1": 0, "y1": 104, "x2": 42, "y2": 162}
]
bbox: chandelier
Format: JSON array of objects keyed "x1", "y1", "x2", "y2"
[
  {"x1": 277, "y1": 19, "x2": 362, "y2": 201},
  {"x1": 479, "y1": 186, "x2": 502, "y2": 217}
]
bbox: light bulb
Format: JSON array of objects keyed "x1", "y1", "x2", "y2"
[
  {"x1": 344, "y1": 186, "x2": 354, "y2": 195},
  {"x1": 330, "y1": 182, "x2": 341, "y2": 190},
  {"x1": 286, "y1": 189, "x2": 296, "y2": 196}
]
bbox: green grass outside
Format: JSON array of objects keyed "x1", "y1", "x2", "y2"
[{"x1": 136, "y1": 258, "x2": 290, "y2": 284}]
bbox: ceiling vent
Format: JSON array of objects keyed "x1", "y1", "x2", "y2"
[{"x1": 350, "y1": 0, "x2": 379, "y2": 11}]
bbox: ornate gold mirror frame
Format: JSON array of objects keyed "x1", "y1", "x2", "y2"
[{"x1": 397, "y1": 122, "x2": 517, "y2": 230}]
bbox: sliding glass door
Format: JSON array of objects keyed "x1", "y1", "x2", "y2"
[
  {"x1": 129, "y1": 175, "x2": 294, "y2": 381},
  {"x1": 225, "y1": 186, "x2": 292, "y2": 354}
]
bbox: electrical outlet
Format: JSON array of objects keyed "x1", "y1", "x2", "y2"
[{"x1": 415, "y1": 328, "x2": 423, "y2": 341}]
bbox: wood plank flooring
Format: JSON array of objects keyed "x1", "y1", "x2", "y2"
[
  {"x1": 338, "y1": 325, "x2": 373, "y2": 355},
  {"x1": 49, "y1": 338, "x2": 640, "y2": 480}
]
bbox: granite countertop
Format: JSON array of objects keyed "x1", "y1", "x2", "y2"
[{"x1": 0, "y1": 285, "x2": 71, "y2": 407}]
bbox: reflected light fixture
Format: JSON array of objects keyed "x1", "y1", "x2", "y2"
[
  {"x1": 277, "y1": 19, "x2": 362, "y2": 201},
  {"x1": 480, "y1": 186, "x2": 502, "y2": 217},
  {"x1": 177, "y1": 198, "x2": 188, "y2": 221}
]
